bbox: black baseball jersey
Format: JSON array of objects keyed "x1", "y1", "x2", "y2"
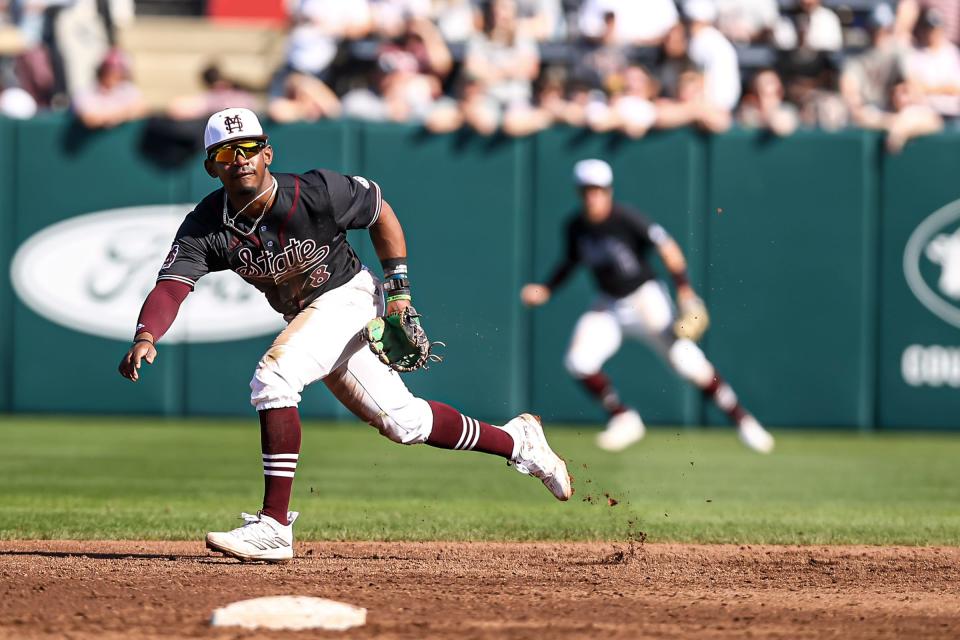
[
  {"x1": 545, "y1": 203, "x2": 669, "y2": 298},
  {"x1": 157, "y1": 169, "x2": 382, "y2": 317}
]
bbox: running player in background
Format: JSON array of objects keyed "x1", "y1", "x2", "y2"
[{"x1": 521, "y1": 159, "x2": 774, "y2": 454}]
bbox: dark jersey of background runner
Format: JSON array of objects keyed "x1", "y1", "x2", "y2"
[
  {"x1": 545, "y1": 203, "x2": 666, "y2": 298},
  {"x1": 157, "y1": 169, "x2": 382, "y2": 317}
]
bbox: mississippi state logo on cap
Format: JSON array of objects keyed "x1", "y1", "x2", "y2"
[{"x1": 204, "y1": 107, "x2": 269, "y2": 151}]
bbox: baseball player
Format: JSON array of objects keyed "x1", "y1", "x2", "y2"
[
  {"x1": 521, "y1": 159, "x2": 774, "y2": 454},
  {"x1": 117, "y1": 107, "x2": 571, "y2": 563}
]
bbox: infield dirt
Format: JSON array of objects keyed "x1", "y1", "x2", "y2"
[{"x1": 0, "y1": 541, "x2": 957, "y2": 639}]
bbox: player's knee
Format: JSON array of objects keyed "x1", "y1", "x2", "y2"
[
  {"x1": 668, "y1": 339, "x2": 715, "y2": 387},
  {"x1": 372, "y1": 397, "x2": 432, "y2": 445},
  {"x1": 564, "y1": 350, "x2": 600, "y2": 378},
  {"x1": 249, "y1": 345, "x2": 308, "y2": 410}
]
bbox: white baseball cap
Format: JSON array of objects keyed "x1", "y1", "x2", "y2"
[
  {"x1": 573, "y1": 159, "x2": 614, "y2": 188},
  {"x1": 204, "y1": 107, "x2": 268, "y2": 152}
]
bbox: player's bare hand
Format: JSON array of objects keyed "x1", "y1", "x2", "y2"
[
  {"x1": 118, "y1": 341, "x2": 157, "y2": 382},
  {"x1": 521, "y1": 284, "x2": 551, "y2": 307}
]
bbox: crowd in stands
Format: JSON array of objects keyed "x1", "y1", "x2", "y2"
[{"x1": 1, "y1": 0, "x2": 960, "y2": 153}]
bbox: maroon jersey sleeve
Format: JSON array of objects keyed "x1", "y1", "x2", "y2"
[{"x1": 303, "y1": 169, "x2": 383, "y2": 231}]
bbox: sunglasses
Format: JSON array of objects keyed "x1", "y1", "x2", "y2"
[{"x1": 208, "y1": 141, "x2": 267, "y2": 163}]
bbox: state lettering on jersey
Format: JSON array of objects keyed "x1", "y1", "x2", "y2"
[{"x1": 235, "y1": 237, "x2": 331, "y2": 285}]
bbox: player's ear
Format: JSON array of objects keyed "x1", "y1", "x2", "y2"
[
  {"x1": 203, "y1": 159, "x2": 217, "y2": 179},
  {"x1": 262, "y1": 144, "x2": 273, "y2": 166}
]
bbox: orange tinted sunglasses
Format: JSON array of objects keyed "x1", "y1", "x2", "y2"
[{"x1": 208, "y1": 141, "x2": 267, "y2": 163}]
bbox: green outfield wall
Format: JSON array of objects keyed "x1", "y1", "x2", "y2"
[{"x1": 1, "y1": 115, "x2": 958, "y2": 430}]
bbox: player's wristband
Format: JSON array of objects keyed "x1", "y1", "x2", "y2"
[
  {"x1": 381, "y1": 258, "x2": 408, "y2": 278},
  {"x1": 671, "y1": 270, "x2": 690, "y2": 289},
  {"x1": 133, "y1": 338, "x2": 155, "y2": 347},
  {"x1": 382, "y1": 259, "x2": 412, "y2": 303}
]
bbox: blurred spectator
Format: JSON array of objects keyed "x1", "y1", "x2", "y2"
[
  {"x1": 799, "y1": 0, "x2": 842, "y2": 51},
  {"x1": 775, "y1": 1, "x2": 845, "y2": 130},
  {"x1": 425, "y1": 75, "x2": 495, "y2": 134},
  {"x1": 72, "y1": 48, "x2": 147, "y2": 129},
  {"x1": 55, "y1": 0, "x2": 128, "y2": 101},
  {"x1": 269, "y1": 71, "x2": 341, "y2": 123},
  {"x1": 167, "y1": 64, "x2": 258, "y2": 121},
  {"x1": 342, "y1": 16, "x2": 452, "y2": 122},
  {"x1": 571, "y1": 8, "x2": 628, "y2": 90},
  {"x1": 430, "y1": 0, "x2": 476, "y2": 43},
  {"x1": 455, "y1": 0, "x2": 540, "y2": 133},
  {"x1": 584, "y1": 64, "x2": 659, "y2": 138},
  {"x1": 656, "y1": 69, "x2": 733, "y2": 133},
  {"x1": 497, "y1": 65, "x2": 566, "y2": 136},
  {"x1": 273, "y1": 0, "x2": 372, "y2": 94},
  {"x1": 515, "y1": 0, "x2": 564, "y2": 41},
  {"x1": 371, "y1": 0, "x2": 431, "y2": 38},
  {"x1": 655, "y1": 22, "x2": 694, "y2": 100},
  {"x1": 577, "y1": 0, "x2": 679, "y2": 46},
  {"x1": 715, "y1": 0, "x2": 779, "y2": 44},
  {"x1": 907, "y1": 8, "x2": 960, "y2": 121},
  {"x1": 841, "y1": 3, "x2": 908, "y2": 127},
  {"x1": 737, "y1": 68, "x2": 799, "y2": 135},
  {"x1": 684, "y1": 0, "x2": 741, "y2": 112},
  {"x1": 899, "y1": 0, "x2": 960, "y2": 45},
  {"x1": 774, "y1": 0, "x2": 842, "y2": 52},
  {"x1": 867, "y1": 79, "x2": 944, "y2": 152}
]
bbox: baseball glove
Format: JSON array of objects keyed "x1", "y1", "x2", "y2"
[
  {"x1": 673, "y1": 295, "x2": 710, "y2": 342},
  {"x1": 363, "y1": 306, "x2": 442, "y2": 372}
]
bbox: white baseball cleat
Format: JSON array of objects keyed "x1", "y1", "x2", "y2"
[
  {"x1": 596, "y1": 409, "x2": 646, "y2": 452},
  {"x1": 206, "y1": 511, "x2": 299, "y2": 563},
  {"x1": 738, "y1": 416, "x2": 774, "y2": 454},
  {"x1": 503, "y1": 413, "x2": 572, "y2": 501}
]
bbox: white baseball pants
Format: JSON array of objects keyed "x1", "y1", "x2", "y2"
[
  {"x1": 249, "y1": 269, "x2": 434, "y2": 444},
  {"x1": 564, "y1": 279, "x2": 715, "y2": 386}
]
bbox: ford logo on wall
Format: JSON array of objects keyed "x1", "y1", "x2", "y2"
[
  {"x1": 11, "y1": 205, "x2": 285, "y2": 343},
  {"x1": 904, "y1": 198, "x2": 960, "y2": 330}
]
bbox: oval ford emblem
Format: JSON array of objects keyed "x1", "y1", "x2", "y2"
[
  {"x1": 11, "y1": 205, "x2": 284, "y2": 343},
  {"x1": 904, "y1": 198, "x2": 960, "y2": 329}
]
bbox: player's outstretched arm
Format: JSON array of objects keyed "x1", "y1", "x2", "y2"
[
  {"x1": 117, "y1": 280, "x2": 191, "y2": 382},
  {"x1": 369, "y1": 199, "x2": 411, "y2": 317}
]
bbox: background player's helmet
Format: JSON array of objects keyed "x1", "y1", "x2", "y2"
[
  {"x1": 573, "y1": 159, "x2": 614, "y2": 189},
  {"x1": 204, "y1": 107, "x2": 269, "y2": 152}
]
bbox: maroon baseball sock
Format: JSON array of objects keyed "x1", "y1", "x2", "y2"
[
  {"x1": 578, "y1": 372, "x2": 628, "y2": 416},
  {"x1": 259, "y1": 407, "x2": 302, "y2": 525},
  {"x1": 702, "y1": 375, "x2": 748, "y2": 424},
  {"x1": 425, "y1": 401, "x2": 516, "y2": 459}
]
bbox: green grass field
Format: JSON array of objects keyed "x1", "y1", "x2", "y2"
[{"x1": 1, "y1": 416, "x2": 958, "y2": 545}]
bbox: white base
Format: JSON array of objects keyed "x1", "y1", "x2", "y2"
[{"x1": 211, "y1": 595, "x2": 367, "y2": 631}]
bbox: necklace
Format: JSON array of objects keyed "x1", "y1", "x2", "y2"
[{"x1": 222, "y1": 177, "x2": 278, "y2": 236}]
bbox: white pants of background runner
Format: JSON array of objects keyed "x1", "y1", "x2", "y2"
[
  {"x1": 564, "y1": 280, "x2": 715, "y2": 386},
  {"x1": 249, "y1": 269, "x2": 434, "y2": 444}
]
